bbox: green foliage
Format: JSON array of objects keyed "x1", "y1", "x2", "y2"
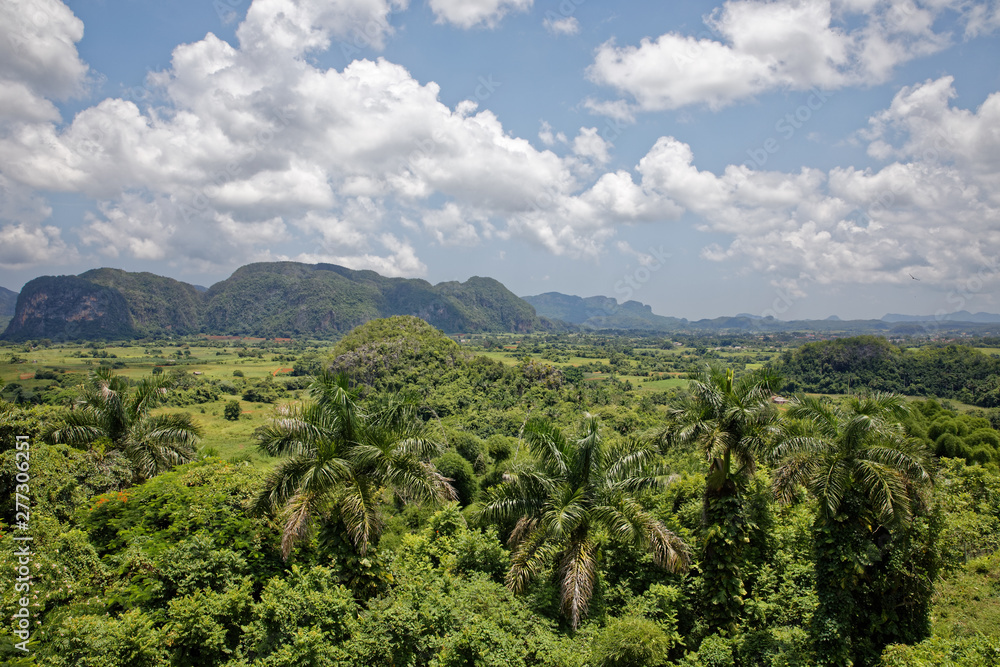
[
  {"x1": 882, "y1": 634, "x2": 1000, "y2": 666},
  {"x1": 40, "y1": 608, "x2": 169, "y2": 667},
  {"x1": 665, "y1": 365, "x2": 782, "y2": 634},
  {"x1": 224, "y1": 400, "x2": 242, "y2": 421},
  {"x1": 45, "y1": 367, "x2": 202, "y2": 480},
  {"x1": 934, "y1": 458, "x2": 1000, "y2": 570},
  {"x1": 239, "y1": 565, "x2": 358, "y2": 664},
  {"x1": 254, "y1": 372, "x2": 453, "y2": 559},
  {"x1": 589, "y1": 616, "x2": 674, "y2": 667},
  {"x1": 929, "y1": 552, "x2": 1000, "y2": 640},
  {"x1": 434, "y1": 452, "x2": 478, "y2": 506},
  {"x1": 79, "y1": 458, "x2": 279, "y2": 580},
  {"x1": 779, "y1": 338, "x2": 1000, "y2": 407},
  {"x1": 690, "y1": 632, "x2": 737, "y2": 667},
  {"x1": 479, "y1": 415, "x2": 689, "y2": 629}
]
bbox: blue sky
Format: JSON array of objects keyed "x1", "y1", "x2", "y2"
[{"x1": 1, "y1": 0, "x2": 999, "y2": 320}]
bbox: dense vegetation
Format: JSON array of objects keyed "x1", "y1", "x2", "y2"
[
  {"x1": 778, "y1": 336, "x2": 1000, "y2": 407},
  {"x1": 0, "y1": 323, "x2": 998, "y2": 665}
]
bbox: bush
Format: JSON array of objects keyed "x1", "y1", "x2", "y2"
[
  {"x1": 434, "y1": 452, "x2": 477, "y2": 506},
  {"x1": 451, "y1": 431, "x2": 484, "y2": 466},
  {"x1": 590, "y1": 616, "x2": 673, "y2": 667},
  {"x1": 224, "y1": 400, "x2": 242, "y2": 421}
]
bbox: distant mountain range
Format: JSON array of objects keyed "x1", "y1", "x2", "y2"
[
  {"x1": 3, "y1": 264, "x2": 1000, "y2": 341},
  {"x1": 1, "y1": 263, "x2": 552, "y2": 341},
  {"x1": 882, "y1": 311, "x2": 1000, "y2": 324},
  {"x1": 525, "y1": 292, "x2": 1000, "y2": 334},
  {"x1": 520, "y1": 293, "x2": 686, "y2": 330}
]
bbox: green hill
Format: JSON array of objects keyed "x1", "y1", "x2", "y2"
[
  {"x1": 80, "y1": 268, "x2": 204, "y2": 335},
  {"x1": 1, "y1": 262, "x2": 551, "y2": 340}
]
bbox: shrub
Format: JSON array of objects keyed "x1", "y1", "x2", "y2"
[
  {"x1": 590, "y1": 616, "x2": 673, "y2": 667},
  {"x1": 434, "y1": 452, "x2": 477, "y2": 506},
  {"x1": 224, "y1": 400, "x2": 242, "y2": 421}
]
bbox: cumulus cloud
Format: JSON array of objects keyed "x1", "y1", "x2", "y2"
[
  {"x1": 2, "y1": 0, "x2": 992, "y2": 298},
  {"x1": 1, "y1": 0, "x2": 695, "y2": 274},
  {"x1": 637, "y1": 78, "x2": 1000, "y2": 292},
  {"x1": 586, "y1": 0, "x2": 972, "y2": 113},
  {"x1": 0, "y1": 223, "x2": 75, "y2": 270},
  {"x1": 572, "y1": 127, "x2": 612, "y2": 165},
  {"x1": 293, "y1": 233, "x2": 427, "y2": 276},
  {"x1": 428, "y1": 0, "x2": 532, "y2": 29},
  {"x1": 0, "y1": 0, "x2": 88, "y2": 124}
]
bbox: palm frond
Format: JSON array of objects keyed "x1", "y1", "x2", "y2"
[
  {"x1": 523, "y1": 417, "x2": 572, "y2": 477},
  {"x1": 278, "y1": 491, "x2": 317, "y2": 560},
  {"x1": 337, "y1": 479, "x2": 381, "y2": 555},
  {"x1": 560, "y1": 537, "x2": 598, "y2": 630},
  {"x1": 506, "y1": 525, "x2": 557, "y2": 594}
]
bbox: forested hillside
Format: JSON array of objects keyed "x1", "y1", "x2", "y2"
[
  {"x1": 778, "y1": 336, "x2": 1000, "y2": 406},
  {"x1": 1, "y1": 323, "x2": 998, "y2": 666},
  {"x1": 1, "y1": 263, "x2": 552, "y2": 341}
]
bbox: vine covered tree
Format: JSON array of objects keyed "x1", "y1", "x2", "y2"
[
  {"x1": 46, "y1": 366, "x2": 201, "y2": 480},
  {"x1": 254, "y1": 371, "x2": 456, "y2": 559},
  {"x1": 772, "y1": 393, "x2": 934, "y2": 666},
  {"x1": 479, "y1": 415, "x2": 689, "y2": 630},
  {"x1": 661, "y1": 365, "x2": 782, "y2": 633}
]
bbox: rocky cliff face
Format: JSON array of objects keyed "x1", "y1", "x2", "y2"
[{"x1": 3, "y1": 275, "x2": 135, "y2": 341}]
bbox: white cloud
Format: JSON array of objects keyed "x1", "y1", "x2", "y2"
[
  {"x1": 538, "y1": 120, "x2": 567, "y2": 147},
  {"x1": 237, "y1": 0, "x2": 407, "y2": 56},
  {"x1": 587, "y1": 0, "x2": 964, "y2": 112},
  {"x1": 2, "y1": 0, "x2": 693, "y2": 271},
  {"x1": 572, "y1": 127, "x2": 612, "y2": 165},
  {"x1": 421, "y1": 202, "x2": 483, "y2": 246},
  {"x1": 428, "y1": 0, "x2": 532, "y2": 29},
  {"x1": 543, "y1": 15, "x2": 579, "y2": 35},
  {"x1": 0, "y1": 0, "x2": 88, "y2": 124},
  {"x1": 635, "y1": 78, "x2": 1000, "y2": 292},
  {"x1": 293, "y1": 233, "x2": 427, "y2": 276},
  {"x1": 582, "y1": 98, "x2": 636, "y2": 124}
]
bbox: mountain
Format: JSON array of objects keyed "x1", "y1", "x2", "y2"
[
  {"x1": 0, "y1": 286, "x2": 17, "y2": 317},
  {"x1": 522, "y1": 292, "x2": 686, "y2": 331},
  {"x1": 4, "y1": 275, "x2": 135, "y2": 341},
  {"x1": 2, "y1": 262, "x2": 551, "y2": 341},
  {"x1": 883, "y1": 311, "x2": 1000, "y2": 324},
  {"x1": 80, "y1": 268, "x2": 204, "y2": 335}
]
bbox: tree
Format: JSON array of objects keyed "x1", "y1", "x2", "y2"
[
  {"x1": 661, "y1": 365, "x2": 782, "y2": 633},
  {"x1": 47, "y1": 367, "x2": 201, "y2": 480},
  {"x1": 254, "y1": 371, "x2": 455, "y2": 559},
  {"x1": 479, "y1": 415, "x2": 689, "y2": 630},
  {"x1": 771, "y1": 393, "x2": 934, "y2": 666},
  {"x1": 223, "y1": 400, "x2": 242, "y2": 421}
]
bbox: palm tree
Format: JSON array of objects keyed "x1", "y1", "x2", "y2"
[
  {"x1": 479, "y1": 415, "x2": 689, "y2": 630},
  {"x1": 658, "y1": 365, "x2": 782, "y2": 632},
  {"x1": 47, "y1": 367, "x2": 201, "y2": 480},
  {"x1": 771, "y1": 393, "x2": 932, "y2": 666},
  {"x1": 254, "y1": 371, "x2": 455, "y2": 559}
]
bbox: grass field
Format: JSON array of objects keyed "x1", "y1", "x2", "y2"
[{"x1": 0, "y1": 341, "x2": 324, "y2": 466}]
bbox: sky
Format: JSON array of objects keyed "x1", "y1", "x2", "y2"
[{"x1": 1, "y1": 0, "x2": 999, "y2": 321}]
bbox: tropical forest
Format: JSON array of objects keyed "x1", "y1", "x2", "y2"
[{"x1": 2, "y1": 317, "x2": 1000, "y2": 666}]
